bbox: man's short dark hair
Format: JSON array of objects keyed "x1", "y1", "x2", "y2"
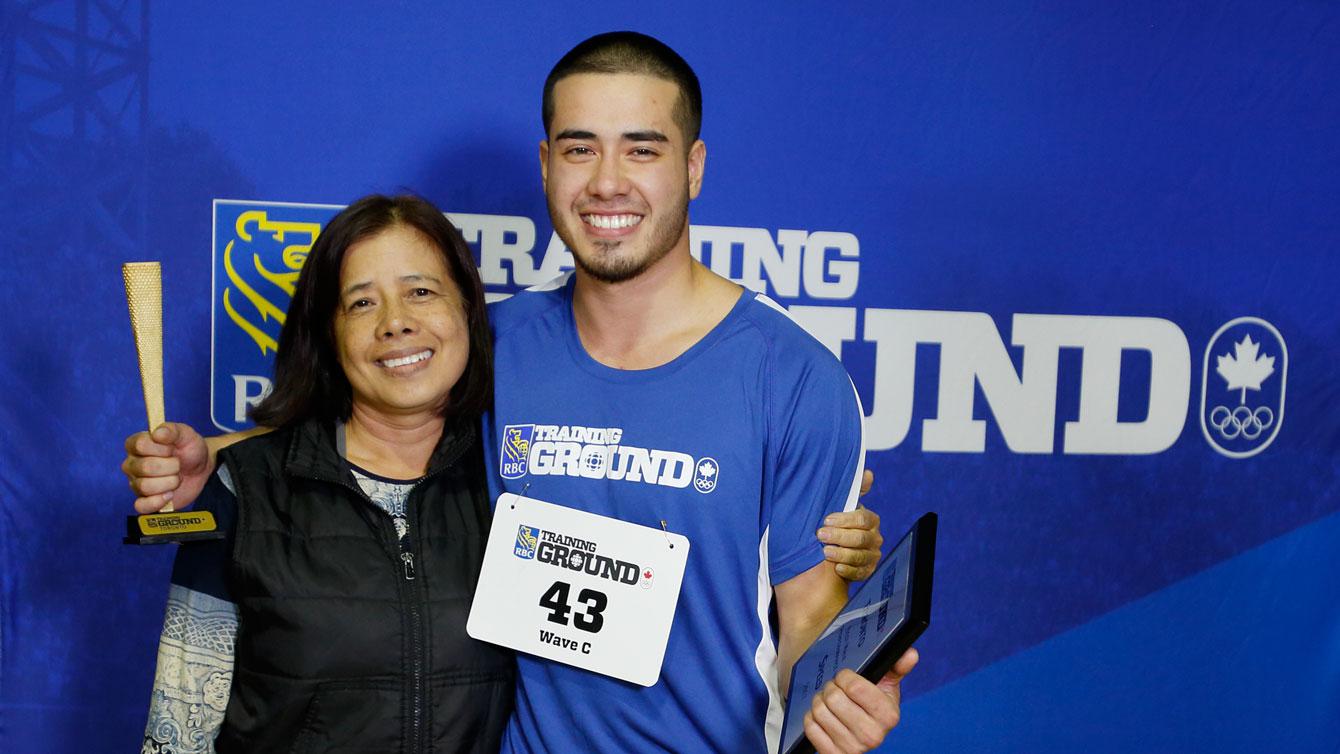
[
  {"x1": 251, "y1": 194, "x2": 493, "y2": 428},
  {"x1": 543, "y1": 31, "x2": 702, "y2": 143}
]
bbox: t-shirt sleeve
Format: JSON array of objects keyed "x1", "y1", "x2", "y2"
[
  {"x1": 765, "y1": 352, "x2": 866, "y2": 585},
  {"x1": 169, "y1": 467, "x2": 238, "y2": 602}
]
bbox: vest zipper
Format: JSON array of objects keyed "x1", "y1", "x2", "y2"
[
  {"x1": 402, "y1": 476, "x2": 432, "y2": 754},
  {"x1": 407, "y1": 578, "x2": 426, "y2": 754}
]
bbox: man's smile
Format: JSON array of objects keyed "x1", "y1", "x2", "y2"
[{"x1": 582, "y1": 213, "x2": 644, "y2": 231}]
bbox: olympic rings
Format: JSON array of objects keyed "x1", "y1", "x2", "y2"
[{"x1": 1209, "y1": 404, "x2": 1274, "y2": 440}]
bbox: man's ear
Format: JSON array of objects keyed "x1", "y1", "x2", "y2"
[
  {"x1": 539, "y1": 139, "x2": 550, "y2": 190},
  {"x1": 687, "y1": 139, "x2": 706, "y2": 200}
]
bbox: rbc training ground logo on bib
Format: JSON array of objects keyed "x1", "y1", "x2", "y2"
[{"x1": 1200, "y1": 317, "x2": 1288, "y2": 458}]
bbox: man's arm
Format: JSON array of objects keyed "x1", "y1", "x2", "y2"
[
  {"x1": 123, "y1": 423, "x2": 267, "y2": 513},
  {"x1": 768, "y1": 337, "x2": 908, "y2": 753},
  {"x1": 775, "y1": 560, "x2": 849, "y2": 698}
]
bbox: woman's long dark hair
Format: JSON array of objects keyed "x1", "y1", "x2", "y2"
[{"x1": 250, "y1": 194, "x2": 493, "y2": 427}]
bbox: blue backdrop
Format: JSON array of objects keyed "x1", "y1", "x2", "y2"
[{"x1": 2, "y1": 1, "x2": 1337, "y2": 751}]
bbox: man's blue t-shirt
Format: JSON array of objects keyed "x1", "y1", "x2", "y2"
[{"x1": 482, "y1": 273, "x2": 865, "y2": 754}]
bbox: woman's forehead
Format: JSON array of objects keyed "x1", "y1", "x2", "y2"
[{"x1": 341, "y1": 225, "x2": 453, "y2": 281}]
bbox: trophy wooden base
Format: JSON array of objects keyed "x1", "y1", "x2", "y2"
[{"x1": 124, "y1": 511, "x2": 226, "y2": 545}]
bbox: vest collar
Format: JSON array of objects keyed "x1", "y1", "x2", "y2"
[{"x1": 282, "y1": 416, "x2": 477, "y2": 484}]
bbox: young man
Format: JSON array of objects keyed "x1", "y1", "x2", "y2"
[
  {"x1": 126, "y1": 32, "x2": 911, "y2": 754},
  {"x1": 481, "y1": 33, "x2": 912, "y2": 753}
]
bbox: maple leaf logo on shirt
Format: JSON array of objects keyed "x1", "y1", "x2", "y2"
[
  {"x1": 698, "y1": 460, "x2": 717, "y2": 478},
  {"x1": 1215, "y1": 335, "x2": 1275, "y2": 405}
]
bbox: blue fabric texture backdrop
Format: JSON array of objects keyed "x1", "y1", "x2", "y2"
[{"x1": 1, "y1": 2, "x2": 1336, "y2": 752}]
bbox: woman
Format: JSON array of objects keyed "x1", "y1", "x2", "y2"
[
  {"x1": 141, "y1": 195, "x2": 513, "y2": 753},
  {"x1": 134, "y1": 194, "x2": 886, "y2": 754}
]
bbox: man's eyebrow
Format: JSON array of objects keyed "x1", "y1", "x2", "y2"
[
  {"x1": 552, "y1": 129, "x2": 670, "y2": 143},
  {"x1": 623, "y1": 130, "x2": 668, "y2": 143}
]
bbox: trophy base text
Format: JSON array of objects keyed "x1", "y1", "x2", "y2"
[{"x1": 124, "y1": 511, "x2": 225, "y2": 545}]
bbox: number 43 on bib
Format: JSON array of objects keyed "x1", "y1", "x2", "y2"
[{"x1": 467, "y1": 493, "x2": 690, "y2": 686}]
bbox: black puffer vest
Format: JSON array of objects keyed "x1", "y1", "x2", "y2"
[{"x1": 214, "y1": 419, "x2": 514, "y2": 753}]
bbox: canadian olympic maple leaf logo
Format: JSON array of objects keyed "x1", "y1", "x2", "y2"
[
  {"x1": 693, "y1": 456, "x2": 720, "y2": 493},
  {"x1": 1215, "y1": 335, "x2": 1275, "y2": 405}
]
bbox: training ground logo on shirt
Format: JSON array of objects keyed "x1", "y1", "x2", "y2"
[
  {"x1": 514, "y1": 525, "x2": 540, "y2": 559},
  {"x1": 1200, "y1": 317, "x2": 1287, "y2": 458},
  {"x1": 498, "y1": 423, "x2": 719, "y2": 493}
]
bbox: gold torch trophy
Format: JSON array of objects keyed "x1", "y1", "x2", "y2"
[{"x1": 122, "y1": 262, "x2": 224, "y2": 544}]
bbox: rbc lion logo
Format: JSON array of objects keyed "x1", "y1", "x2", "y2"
[
  {"x1": 1200, "y1": 317, "x2": 1287, "y2": 458},
  {"x1": 211, "y1": 200, "x2": 341, "y2": 432},
  {"x1": 500, "y1": 424, "x2": 535, "y2": 479},
  {"x1": 514, "y1": 525, "x2": 540, "y2": 559}
]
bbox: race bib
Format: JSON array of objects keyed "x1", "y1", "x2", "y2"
[{"x1": 467, "y1": 493, "x2": 690, "y2": 686}]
